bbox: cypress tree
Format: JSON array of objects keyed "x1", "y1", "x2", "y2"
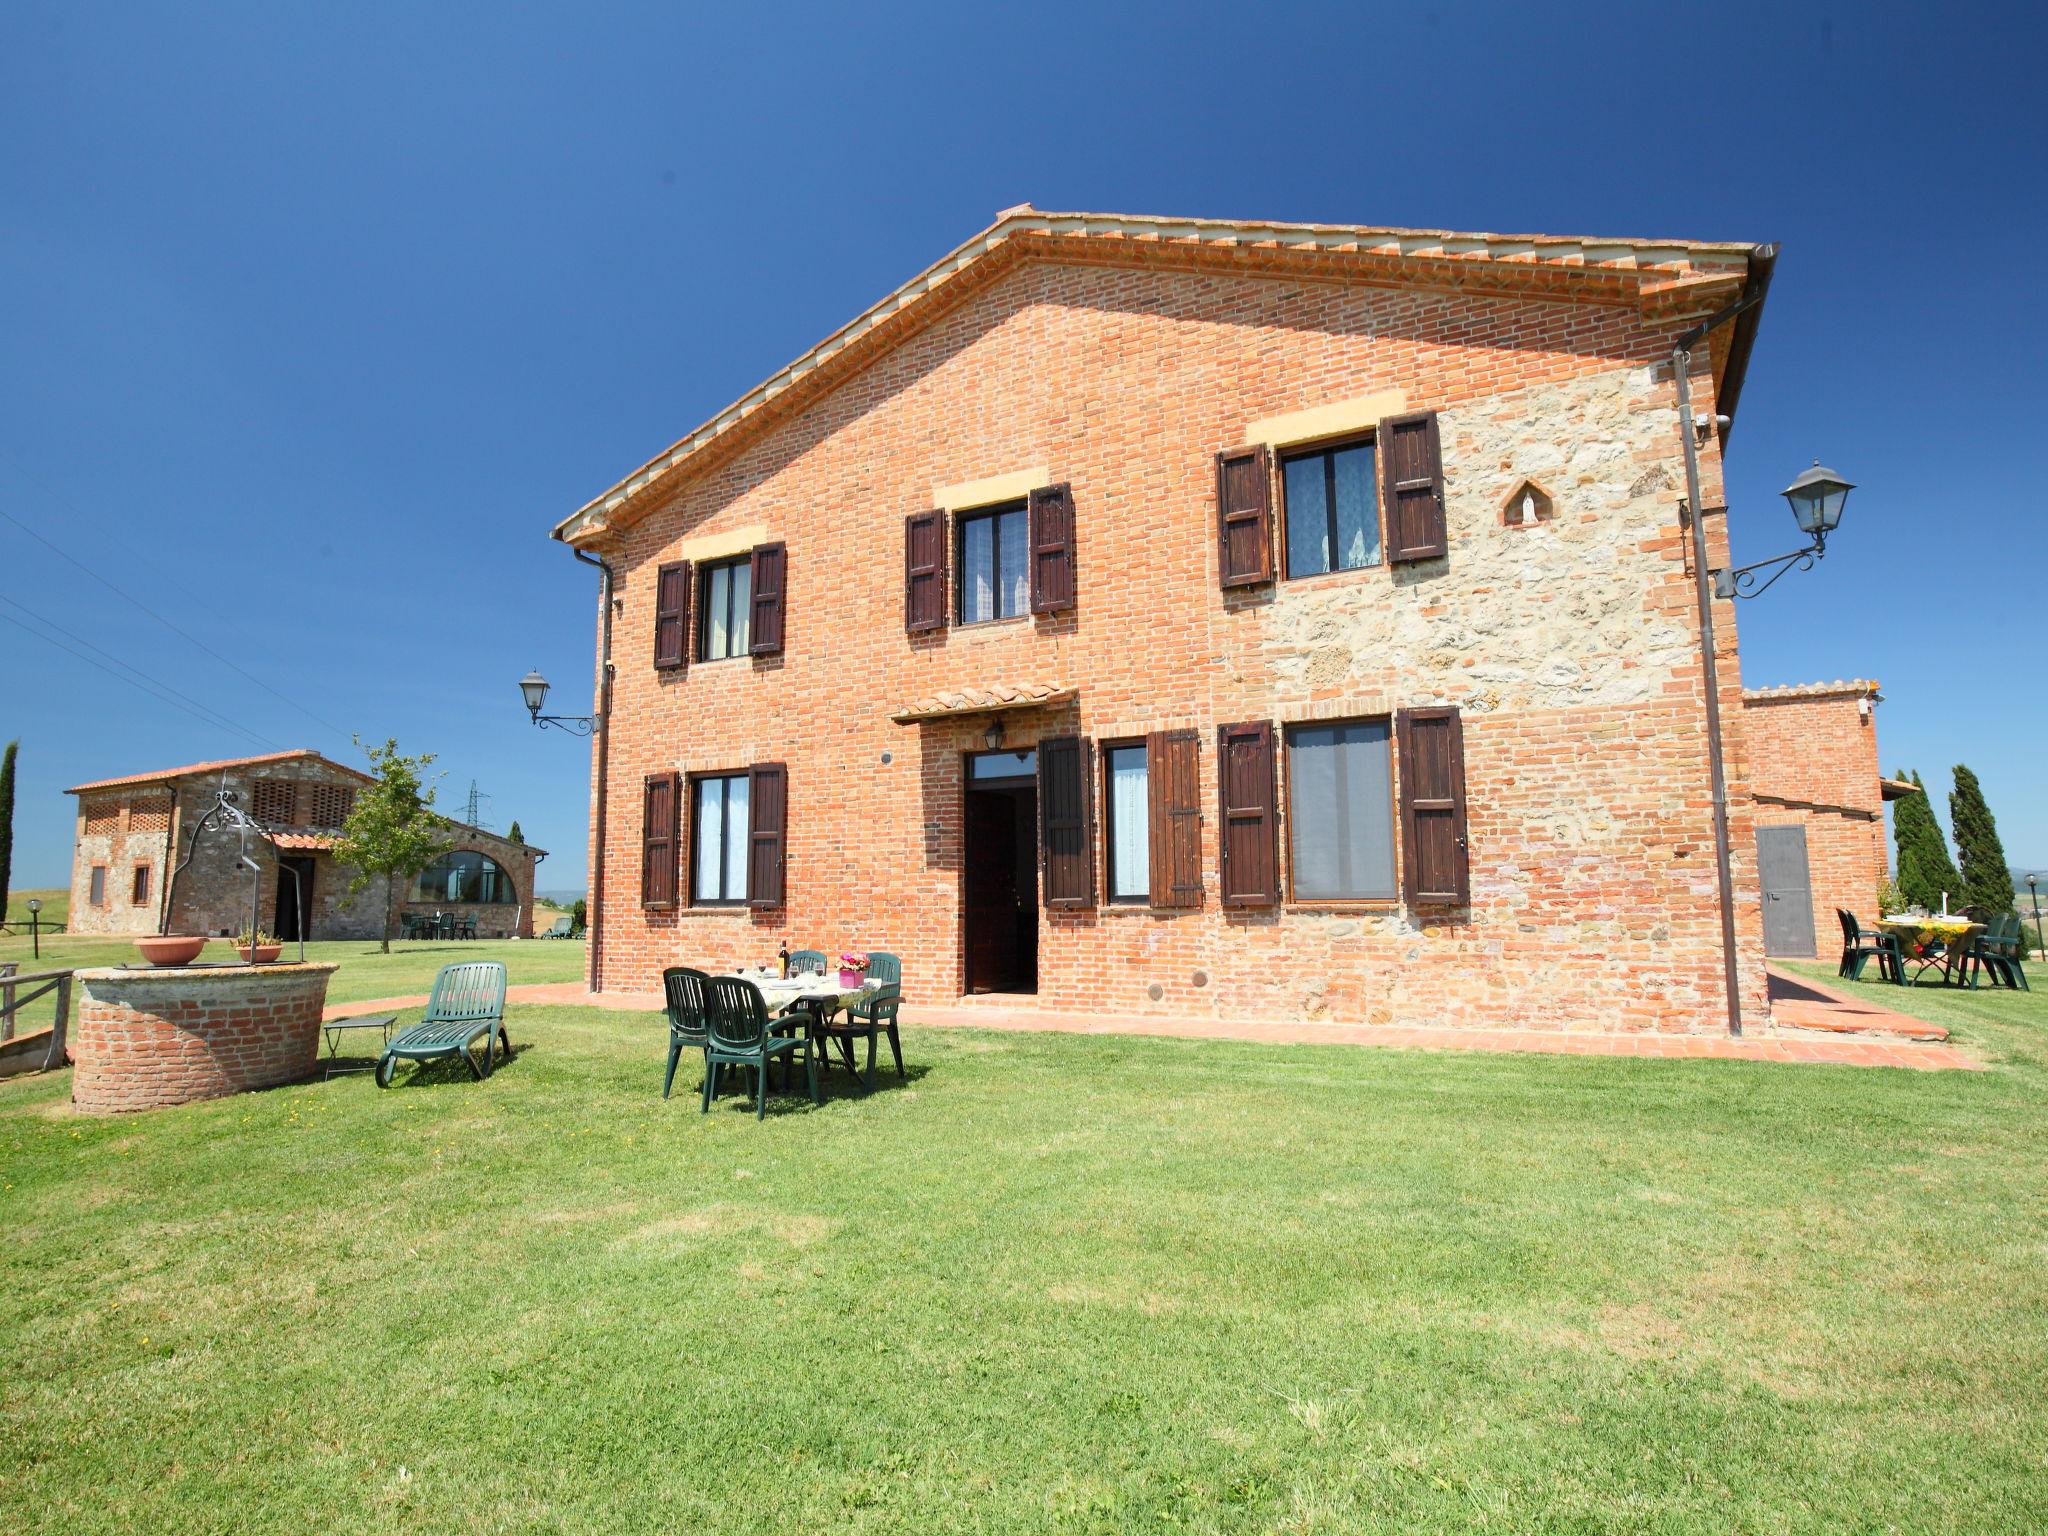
[
  {"x1": 507, "y1": 820, "x2": 524, "y2": 845},
  {"x1": 1892, "y1": 769, "x2": 1963, "y2": 912},
  {"x1": 1949, "y1": 764, "x2": 2016, "y2": 918},
  {"x1": 0, "y1": 739, "x2": 15, "y2": 926}
]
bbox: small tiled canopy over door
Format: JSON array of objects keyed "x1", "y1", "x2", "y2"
[
  {"x1": 654, "y1": 561, "x2": 692, "y2": 670},
  {"x1": 748, "y1": 543, "x2": 787, "y2": 656},
  {"x1": 1038, "y1": 736, "x2": 1094, "y2": 909},
  {"x1": 747, "y1": 762, "x2": 787, "y2": 908},
  {"x1": 1215, "y1": 446, "x2": 1274, "y2": 588},
  {"x1": 1396, "y1": 708, "x2": 1470, "y2": 906},
  {"x1": 904, "y1": 510, "x2": 948, "y2": 632},
  {"x1": 1380, "y1": 412, "x2": 1448, "y2": 563},
  {"x1": 1028, "y1": 483, "x2": 1076, "y2": 614},
  {"x1": 641, "y1": 771, "x2": 680, "y2": 908},
  {"x1": 1146, "y1": 730, "x2": 1202, "y2": 907},
  {"x1": 1216, "y1": 720, "x2": 1279, "y2": 906}
]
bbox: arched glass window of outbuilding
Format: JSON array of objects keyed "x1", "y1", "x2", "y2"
[{"x1": 413, "y1": 850, "x2": 519, "y2": 905}]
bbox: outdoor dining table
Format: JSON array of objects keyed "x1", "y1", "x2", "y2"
[
  {"x1": 733, "y1": 969, "x2": 879, "y2": 1084},
  {"x1": 1873, "y1": 915, "x2": 1986, "y2": 987}
]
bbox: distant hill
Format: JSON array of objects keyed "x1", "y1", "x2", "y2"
[{"x1": 536, "y1": 889, "x2": 586, "y2": 908}]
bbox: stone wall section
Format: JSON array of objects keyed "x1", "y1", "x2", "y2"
[{"x1": 582, "y1": 256, "x2": 1769, "y2": 1033}]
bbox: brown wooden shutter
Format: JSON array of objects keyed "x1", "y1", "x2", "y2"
[
  {"x1": 1028, "y1": 483, "x2": 1076, "y2": 614},
  {"x1": 748, "y1": 542, "x2": 786, "y2": 656},
  {"x1": 904, "y1": 510, "x2": 948, "y2": 632},
  {"x1": 1037, "y1": 735, "x2": 1094, "y2": 909},
  {"x1": 1146, "y1": 730, "x2": 1202, "y2": 908},
  {"x1": 1380, "y1": 411, "x2": 1447, "y2": 562},
  {"x1": 1216, "y1": 720, "x2": 1279, "y2": 906},
  {"x1": 640, "y1": 771, "x2": 679, "y2": 908},
  {"x1": 1215, "y1": 445, "x2": 1274, "y2": 588},
  {"x1": 746, "y1": 762, "x2": 787, "y2": 908},
  {"x1": 653, "y1": 560, "x2": 692, "y2": 670},
  {"x1": 1397, "y1": 707, "x2": 1470, "y2": 906}
]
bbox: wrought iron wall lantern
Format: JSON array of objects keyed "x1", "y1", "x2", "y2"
[
  {"x1": 519, "y1": 670, "x2": 602, "y2": 737},
  {"x1": 1709, "y1": 461, "x2": 1856, "y2": 600}
]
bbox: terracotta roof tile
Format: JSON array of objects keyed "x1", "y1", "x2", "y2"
[
  {"x1": 66, "y1": 750, "x2": 372, "y2": 795},
  {"x1": 890, "y1": 682, "x2": 1075, "y2": 723}
]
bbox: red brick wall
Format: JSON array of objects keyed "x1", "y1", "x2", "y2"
[
  {"x1": 1743, "y1": 685, "x2": 1888, "y2": 955},
  {"x1": 71, "y1": 964, "x2": 336, "y2": 1114},
  {"x1": 577, "y1": 254, "x2": 1769, "y2": 1034}
]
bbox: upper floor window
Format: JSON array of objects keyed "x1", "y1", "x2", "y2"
[
  {"x1": 82, "y1": 799, "x2": 118, "y2": 837},
  {"x1": 1285, "y1": 719, "x2": 1396, "y2": 901},
  {"x1": 307, "y1": 783, "x2": 355, "y2": 828},
  {"x1": 957, "y1": 501, "x2": 1028, "y2": 624},
  {"x1": 698, "y1": 557, "x2": 752, "y2": 661},
  {"x1": 413, "y1": 850, "x2": 519, "y2": 905},
  {"x1": 250, "y1": 778, "x2": 297, "y2": 825},
  {"x1": 1281, "y1": 438, "x2": 1380, "y2": 579},
  {"x1": 1103, "y1": 743, "x2": 1150, "y2": 903}
]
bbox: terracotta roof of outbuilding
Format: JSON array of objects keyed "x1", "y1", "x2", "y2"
[
  {"x1": 891, "y1": 682, "x2": 1075, "y2": 723},
  {"x1": 1880, "y1": 778, "x2": 1921, "y2": 801},
  {"x1": 555, "y1": 206, "x2": 1772, "y2": 545},
  {"x1": 65, "y1": 749, "x2": 374, "y2": 795},
  {"x1": 270, "y1": 832, "x2": 338, "y2": 850},
  {"x1": 1741, "y1": 679, "x2": 1882, "y2": 703}
]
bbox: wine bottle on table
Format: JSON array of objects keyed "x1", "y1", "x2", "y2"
[{"x1": 778, "y1": 941, "x2": 790, "y2": 979}]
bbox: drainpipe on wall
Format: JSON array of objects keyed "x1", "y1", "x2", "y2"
[{"x1": 569, "y1": 545, "x2": 615, "y2": 994}]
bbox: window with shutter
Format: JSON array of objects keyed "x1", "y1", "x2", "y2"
[
  {"x1": 749, "y1": 542, "x2": 787, "y2": 656},
  {"x1": 1215, "y1": 445, "x2": 1274, "y2": 588},
  {"x1": 1216, "y1": 721, "x2": 1279, "y2": 906},
  {"x1": 1397, "y1": 707, "x2": 1470, "y2": 905},
  {"x1": 1379, "y1": 411, "x2": 1447, "y2": 562},
  {"x1": 654, "y1": 560, "x2": 692, "y2": 670},
  {"x1": 904, "y1": 510, "x2": 948, "y2": 632},
  {"x1": 1146, "y1": 730, "x2": 1202, "y2": 908},
  {"x1": 1101, "y1": 742, "x2": 1149, "y2": 903},
  {"x1": 747, "y1": 762, "x2": 787, "y2": 908},
  {"x1": 1037, "y1": 735, "x2": 1094, "y2": 909},
  {"x1": 1028, "y1": 483, "x2": 1075, "y2": 614},
  {"x1": 1286, "y1": 720, "x2": 1397, "y2": 902},
  {"x1": 1279, "y1": 436, "x2": 1380, "y2": 578},
  {"x1": 697, "y1": 557, "x2": 751, "y2": 660},
  {"x1": 640, "y1": 771, "x2": 680, "y2": 908}
]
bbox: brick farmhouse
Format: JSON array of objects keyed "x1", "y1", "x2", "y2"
[
  {"x1": 65, "y1": 750, "x2": 544, "y2": 942},
  {"x1": 552, "y1": 207, "x2": 1856, "y2": 1034}
]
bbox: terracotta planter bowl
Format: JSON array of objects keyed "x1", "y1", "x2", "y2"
[
  {"x1": 236, "y1": 944, "x2": 283, "y2": 965},
  {"x1": 134, "y1": 934, "x2": 207, "y2": 967}
]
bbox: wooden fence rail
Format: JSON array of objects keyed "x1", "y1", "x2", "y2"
[{"x1": 0, "y1": 965, "x2": 74, "y2": 1077}]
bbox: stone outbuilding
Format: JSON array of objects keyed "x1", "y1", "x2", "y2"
[
  {"x1": 65, "y1": 749, "x2": 544, "y2": 941},
  {"x1": 1741, "y1": 680, "x2": 1917, "y2": 959}
]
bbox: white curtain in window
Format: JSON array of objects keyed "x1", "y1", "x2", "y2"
[
  {"x1": 1289, "y1": 722, "x2": 1395, "y2": 899},
  {"x1": 728, "y1": 560, "x2": 751, "y2": 655},
  {"x1": 1109, "y1": 746, "x2": 1149, "y2": 900},
  {"x1": 723, "y1": 774, "x2": 750, "y2": 900},
  {"x1": 694, "y1": 779, "x2": 723, "y2": 901},
  {"x1": 999, "y1": 508, "x2": 1028, "y2": 616},
  {"x1": 1332, "y1": 444, "x2": 1378, "y2": 570},
  {"x1": 963, "y1": 515, "x2": 993, "y2": 623},
  {"x1": 705, "y1": 565, "x2": 731, "y2": 658}
]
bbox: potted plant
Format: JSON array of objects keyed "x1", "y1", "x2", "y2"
[
  {"x1": 235, "y1": 927, "x2": 283, "y2": 964},
  {"x1": 134, "y1": 934, "x2": 206, "y2": 967},
  {"x1": 837, "y1": 952, "x2": 871, "y2": 989}
]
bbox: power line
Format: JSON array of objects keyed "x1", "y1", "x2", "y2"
[
  {"x1": 0, "y1": 608, "x2": 279, "y2": 750},
  {"x1": 0, "y1": 445, "x2": 357, "y2": 744},
  {"x1": 0, "y1": 592, "x2": 282, "y2": 747}
]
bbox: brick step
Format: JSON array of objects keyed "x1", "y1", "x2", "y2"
[{"x1": 1770, "y1": 1009, "x2": 1948, "y2": 1043}]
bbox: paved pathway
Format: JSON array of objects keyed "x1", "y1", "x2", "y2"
[{"x1": 327, "y1": 975, "x2": 1977, "y2": 1071}]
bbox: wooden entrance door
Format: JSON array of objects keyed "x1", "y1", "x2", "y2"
[
  {"x1": 274, "y1": 857, "x2": 316, "y2": 942},
  {"x1": 964, "y1": 786, "x2": 1038, "y2": 993}
]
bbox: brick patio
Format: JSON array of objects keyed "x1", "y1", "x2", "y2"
[{"x1": 328, "y1": 972, "x2": 1979, "y2": 1071}]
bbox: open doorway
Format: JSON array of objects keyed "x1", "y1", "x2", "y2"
[
  {"x1": 963, "y1": 750, "x2": 1038, "y2": 994},
  {"x1": 274, "y1": 856, "x2": 316, "y2": 943}
]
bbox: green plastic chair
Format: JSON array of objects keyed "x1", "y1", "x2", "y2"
[
  {"x1": 376, "y1": 962, "x2": 509, "y2": 1087},
  {"x1": 1836, "y1": 910, "x2": 1905, "y2": 984},
  {"x1": 540, "y1": 915, "x2": 573, "y2": 939},
  {"x1": 784, "y1": 949, "x2": 840, "y2": 1026},
  {"x1": 827, "y1": 951, "x2": 905, "y2": 1088},
  {"x1": 1972, "y1": 913, "x2": 2030, "y2": 991},
  {"x1": 704, "y1": 975, "x2": 818, "y2": 1119},
  {"x1": 661, "y1": 966, "x2": 713, "y2": 1099}
]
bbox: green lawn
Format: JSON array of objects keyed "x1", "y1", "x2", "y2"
[
  {"x1": 0, "y1": 937, "x2": 587, "y2": 1035},
  {"x1": 1776, "y1": 955, "x2": 2048, "y2": 1059},
  {"x1": 0, "y1": 887, "x2": 68, "y2": 931},
  {"x1": 3, "y1": 991, "x2": 2046, "y2": 1532}
]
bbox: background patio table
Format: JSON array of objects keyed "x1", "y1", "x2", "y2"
[{"x1": 1874, "y1": 916, "x2": 1985, "y2": 985}]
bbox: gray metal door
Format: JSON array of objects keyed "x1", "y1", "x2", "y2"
[{"x1": 1757, "y1": 825, "x2": 1816, "y2": 958}]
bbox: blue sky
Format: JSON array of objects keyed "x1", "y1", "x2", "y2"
[{"x1": 3, "y1": 1, "x2": 2043, "y2": 892}]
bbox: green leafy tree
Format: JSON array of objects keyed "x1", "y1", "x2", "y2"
[
  {"x1": 332, "y1": 738, "x2": 450, "y2": 953},
  {"x1": 1892, "y1": 769, "x2": 1962, "y2": 913},
  {"x1": 1949, "y1": 764, "x2": 2016, "y2": 919},
  {"x1": 507, "y1": 820, "x2": 524, "y2": 845},
  {"x1": 0, "y1": 739, "x2": 16, "y2": 926}
]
